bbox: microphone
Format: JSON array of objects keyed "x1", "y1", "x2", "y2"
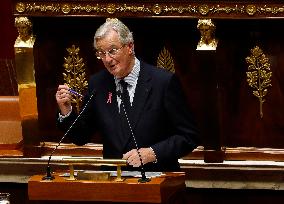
[
  {"x1": 42, "y1": 89, "x2": 96, "y2": 180},
  {"x1": 117, "y1": 90, "x2": 151, "y2": 183}
]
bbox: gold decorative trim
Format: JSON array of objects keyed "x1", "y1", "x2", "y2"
[
  {"x1": 245, "y1": 46, "x2": 272, "y2": 119},
  {"x1": 198, "y1": 4, "x2": 210, "y2": 16},
  {"x1": 246, "y1": 5, "x2": 257, "y2": 16},
  {"x1": 152, "y1": 4, "x2": 162, "y2": 15},
  {"x1": 15, "y1": 2, "x2": 26, "y2": 13},
  {"x1": 157, "y1": 47, "x2": 175, "y2": 73},
  {"x1": 106, "y1": 4, "x2": 116, "y2": 14},
  {"x1": 62, "y1": 4, "x2": 71, "y2": 14},
  {"x1": 14, "y1": 2, "x2": 284, "y2": 17},
  {"x1": 63, "y1": 45, "x2": 88, "y2": 113}
]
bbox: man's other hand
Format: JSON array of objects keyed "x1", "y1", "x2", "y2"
[{"x1": 123, "y1": 148, "x2": 156, "y2": 167}]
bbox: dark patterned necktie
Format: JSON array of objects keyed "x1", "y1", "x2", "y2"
[{"x1": 119, "y1": 79, "x2": 131, "y2": 114}]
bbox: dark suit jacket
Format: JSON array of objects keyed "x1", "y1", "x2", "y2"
[{"x1": 59, "y1": 61, "x2": 198, "y2": 171}]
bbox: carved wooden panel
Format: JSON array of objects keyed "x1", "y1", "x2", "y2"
[{"x1": 9, "y1": 0, "x2": 284, "y2": 161}]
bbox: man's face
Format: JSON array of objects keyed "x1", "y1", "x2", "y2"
[{"x1": 95, "y1": 29, "x2": 134, "y2": 78}]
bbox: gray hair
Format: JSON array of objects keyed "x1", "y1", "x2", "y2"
[{"x1": 94, "y1": 18, "x2": 134, "y2": 49}]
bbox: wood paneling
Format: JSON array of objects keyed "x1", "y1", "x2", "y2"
[
  {"x1": 0, "y1": 0, "x2": 18, "y2": 95},
  {"x1": 0, "y1": 59, "x2": 17, "y2": 96},
  {"x1": 1, "y1": 0, "x2": 282, "y2": 161},
  {"x1": 0, "y1": 0, "x2": 16, "y2": 59},
  {"x1": 31, "y1": 17, "x2": 284, "y2": 151}
]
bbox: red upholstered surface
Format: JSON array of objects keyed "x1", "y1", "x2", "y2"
[{"x1": 0, "y1": 96, "x2": 23, "y2": 149}]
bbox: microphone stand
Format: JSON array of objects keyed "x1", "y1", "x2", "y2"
[
  {"x1": 119, "y1": 91, "x2": 151, "y2": 183},
  {"x1": 42, "y1": 90, "x2": 96, "y2": 180}
]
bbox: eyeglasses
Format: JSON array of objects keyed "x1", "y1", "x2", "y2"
[{"x1": 96, "y1": 45, "x2": 125, "y2": 59}]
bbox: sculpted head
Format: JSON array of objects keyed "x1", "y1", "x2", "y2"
[
  {"x1": 15, "y1": 17, "x2": 33, "y2": 42},
  {"x1": 197, "y1": 19, "x2": 216, "y2": 44}
]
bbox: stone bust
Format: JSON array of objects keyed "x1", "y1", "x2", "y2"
[
  {"x1": 14, "y1": 17, "x2": 35, "y2": 48},
  {"x1": 196, "y1": 19, "x2": 218, "y2": 51}
]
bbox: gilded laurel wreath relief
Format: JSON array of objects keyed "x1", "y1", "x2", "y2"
[
  {"x1": 245, "y1": 46, "x2": 272, "y2": 119},
  {"x1": 63, "y1": 45, "x2": 88, "y2": 113},
  {"x1": 157, "y1": 46, "x2": 175, "y2": 73}
]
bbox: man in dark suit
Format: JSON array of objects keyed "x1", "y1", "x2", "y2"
[{"x1": 56, "y1": 18, "x2": 198, "y2": 172}]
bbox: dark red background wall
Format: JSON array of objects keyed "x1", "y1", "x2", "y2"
[{"x1": 0, "y1": 0, "x2": 18, "y2": 95}]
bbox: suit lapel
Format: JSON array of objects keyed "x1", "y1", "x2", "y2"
[
  {"x1": 130, "y1": 62, "x2": 152, "y2": 130},
  {"x1": 121, "y1": 62, "x2": 152, "y2": 152},
  {"x1": 103, "y1": 73, "x2": 118, "y2": 118},
  {"x1": 102, "y1": 72, "x2": 125, "y2": 152}
]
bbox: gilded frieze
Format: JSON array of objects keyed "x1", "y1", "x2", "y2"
[{"x1": 14, "y1": 2, "x2": 284, "y2": 18}]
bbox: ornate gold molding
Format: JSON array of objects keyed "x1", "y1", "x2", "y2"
[
  {"x1": 14, "y1": 2, "x2": 284, "y2": 17},
  {"x1": 63, "y1": 45, "x2": 88, "y2": 113},
  {"x1": 245, "y1": 46, "x2": 272, "y2": 119}
]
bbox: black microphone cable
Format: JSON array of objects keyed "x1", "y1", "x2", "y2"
[
  {"x1": 118, "y1": 90, "x2": 151, "y2": 183},
  {"x1": 42, "y1": 89, "x2": 96, "y2": 180}
]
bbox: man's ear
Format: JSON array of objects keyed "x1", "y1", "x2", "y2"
[{"x1": 128, "y1": 42, "x2": 134, "y2": 55}]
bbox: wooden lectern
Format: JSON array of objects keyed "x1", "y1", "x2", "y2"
[{"x1": 28, "y1": 172, "x2": 185, "y2": 203}]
